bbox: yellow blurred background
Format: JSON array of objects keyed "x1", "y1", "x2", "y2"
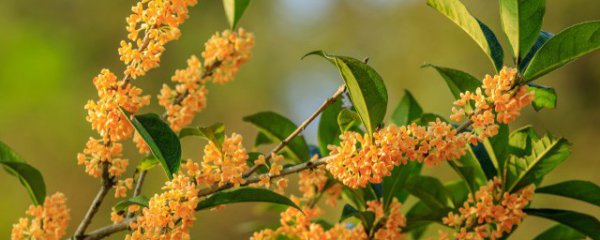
[{"x1": 0, "y1": 0, "x2": 599, "y2": 239}]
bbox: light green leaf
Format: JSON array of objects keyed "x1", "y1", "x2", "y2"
[
  {"x1": 427, "y1": 0, "x2": 504, "y2": 71},
  {"x1": 243, "y1": 111, "x2": 310, "y2": 163},
  {"x1": 447, "y1": 150, "x2": 487, "y2": 195},
  {"x1": 537, "y1": 180, "x2": 600, "y2": 207},
  {"x1": 222, "y1": 0, "x2": 250, "y2": 29},
  {"x1": 114, "y1": 196, "x2": 149, "y2": 212},
  {"x1": 529, "y1": 84, "x2": 557, "y2": 111},
  {"x1": 196, "y1": 187, "x2": 301, "y2": 211},
  {"x1": 534, "y1": 224, "x2": 585, "y2": 240},
  {"x1": 180, "y1": 123, "x2": 225, "y2": 148},
  {"x1": 506, "y1": 127, "x2": 571, "y2": 192},
  {"x1": 391, "y1": 90, "x2": 423, "y2": 126},
  {"x1": 483, "y1": 123, "x2": 509, "y2": 177},
  {"x1": 0, "y1": 141, "x2": 46, "y2": 205},
  {"x1": 318, "y1": 98, "x2": 343, "y2": 155},
  {"x1": 525, "y1": 208, "x2": 600, "y2": 239},
  {"x1": 524, "y1": 21, "x2": 600, "y2": 81},
  {"x1": 337, "y1": 108, "x2": 361, "y2": 132},
  {"x1": 424, "y1": 64, "x2": 481, "y2": 99},
  {"x1": 136, "y1": 156, "x2": 159, "y2": 171},
  {"x1": 122, "y1": 110, "x2": 182, "y2": 179},
  {"x1": 303, "y1": 51, "x2": 388, "y2": 136},
  {"x1": 499, "y1": 0, "x2": 545, "y2": 59}
]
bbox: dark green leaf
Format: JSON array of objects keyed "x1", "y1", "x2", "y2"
[
  {"x1": 196, "y1": 187, "x2": 300, "y2": 211},
  {"x1": 537, "y1": 180, "x2": 600, "y2": 207},
  {"x1": 524, "y1": 21, "x2": 600, "y2": 81},
  {"x1": 447, "y1": 149, "x2": 488, "y2": 194},
  {"x1": 180, "y1": 123, "x2": 225, "y2": 148},
  {"x1": 417, "y1": 113, "x2": 448, "y2": 126},
  {"x1": 520, "y1": 31, "x2": 553, "y2": 70},
  {"x1": 312, "y1": 219, "x2": 334, "y2": 231},
  {"x1": 0, "y1": 141, "x2": 46, "y2": 205},
  {"x1": 427, "y1": 0, "x2": 504, "y2": 71},
  {"x1": 337, "y1": 108, "x2": 361, "y2": 132},
  {"x1": 340, "y1": 204, "x2": 360, "y2": 222},
  {"x1": 243, "y1": 111, "x2": 310, "y2": 163},
  {"x1": 254, "y1": 132, "x2": 272, "y2": 148},
  {"x1": 318, "y1": 98, "x2": 343, "y2": 155},
  {"x1": 482, "y1": 123, "x2": 509, "y2": 177},
  {"x1": 525, "y1": 208, "x2": 600, "y2": 239},
  {"x1": 506, "y1": 127, "x2": 571, "y2": 192},
  {"x1": 391, "y1": 90, "x2": 423, "y2": 126},
  {"x1": 222, "y1": 0, "x2": 250, "y2": 29},
  {"x1": 424, "y1": 64, "x2": 481, "y2": 100},
  {"x1": 122, "y1": 110, "x2": 182, "y2": 179},
  {"x1": 499, "y1": 0, "x2": 545, "y2": 59},
  {"x1": 303, "y1": 51, "x2": 388, "y2": 136},
  {"x1": 529, "y1": 84, "x2": 557, "y2": 111},
  {"x1": 342, "y1": 186, "x2": 366, "y2": 210},
  {"x1": 471, "y1": 142, "x2": 498, "y2": 180},
  {"x1": 534, "y1": 224, "x2": 585, "y2": 240},
  {"x1": 404, "y1": 176, "x2": 453, "y2": 210},
  {"x1": 114, "y1": 196, "x2": 149, "y2": 212},
  {"x1": 246, "y1": 152, "x2": 269, "y2": 174},
  {"x1": 382, "y1": 161, "x2": 422, "y2": 210},
  {"x1": 445, "y1": 181, "x2": 470, "y2": 208},
  {"x1": 405, "y1": 181, "x2": 466, "y2": 232}
]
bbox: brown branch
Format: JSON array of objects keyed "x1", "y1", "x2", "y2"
[{"x1": 72, "y1": 163, "x2": 115, "y2": 239}]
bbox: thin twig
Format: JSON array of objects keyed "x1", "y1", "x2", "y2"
[{"x1": 73, "y1": 163, "x2": 115, "y2": 239}]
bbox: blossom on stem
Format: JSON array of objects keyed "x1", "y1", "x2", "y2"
[
  {"x1": 196, "y1": 133, "x2": 249, "y2": 187},
  {"x1": 11, "y1": 193, "x2": 70, "y2": 240},
  {"x1": 77, "y1": 137, "x2": 129, "y2": 178},
  {"x1": 202, "y1": 28, "x2": 255, "y2": 84},
  {"x1": 367, "y1": 199, "x2": 407, "y2": 240},
  {"x1": 442, "y1": 178, "x2": 535, "y2": 240}
]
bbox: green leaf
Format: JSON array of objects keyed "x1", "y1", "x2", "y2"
[
  {"x1": 340, "y1": 205, "x2": 375, "y2": 230},
  {"x1": 196, "y1": 187, "x2": 301, "y2": 211},
  {"x1": 122, "y1": 110, "x2": 182, "y2": 179},
  {"x1": 180, "y1": 123, "x2": 225, "y2": 148},
  {"x1": 404, "y1": 176, "x2": 453, "y2": 210},
  {"x1": 382, "y1": 161, "x2": 422, "y2": 210},
  {"x1": 391, "y1": 90, "x2": 423, "y2": 126},
  {"x1": 342, "y1": 186, "x2": 366, "y2": 210},
  {"x1": 506, "y1": 127, "x2": 571, "y2": 192},
  {"x1": 424, "y1": 65, "x2": 481, "y2": 99},
  {"x1": 534, "y1": 224, "x2": 585, "y2": 240},
  {"x1": 537, "y1": 180, "x2": 600, "y2": 207},
  {"x1": 114, "y1": 196, "x2": 149, "y2": 212},
  {"x1": 303, "y1": 51, "x2": 388, "y2": 136},
  {"x1": 312, "y1": 219, "x2": 334, "y2": 231},
  {"x1": 417, "y1": 113, "x2": 448, "y2": 126},
  {"x1": 0, "y1": 141, "x2": 46, "y2": 205},
  {"x1": 426, "y1": 0, "x2": 504, "y2": 71},
  {"x1": 243, "y1": 111, "x2": 310, "y2": 163},
  {"x1": 337, "y1": 108, "x2": 361, "y2": 132},
  {"x1": 499, "y1": 0, "x2": 545, "y2": 59},
  {"x1": 254, "y1": 132, "x2": 272, "y2": 148},
  {"x1": 524, "y1": 21, "x2": 600, "y2": 81},
  {"x1": 246, "y1": 152, "x2": 269, "y2": 174},
  {"x1": 447, "y1": 149, "x2": 488, "y2": 194},
  {"x1": 529, "y1": 84, "x2": 557, "y2": 111},
  {"x1": 482, "y1": 123, "x2": 509, "y2": 177},
  {"x1": 136, "y1": 156, "x2": 159, "y2": 171},
  {"x1": 222, "y1": 0, "x2": 250, "y2": 29},
  {"x1": 405, "y1": 181, "x2": 467, "y2": 232},
  {"x1": 520, "y1": 31, "x2": 553, "y2": 70},
  {"x1": 525, "y1": 208, "x2": 600, "y2": 239},
  {"x1": 318, "y1": 98, "x2": 343, "y2": 155}
]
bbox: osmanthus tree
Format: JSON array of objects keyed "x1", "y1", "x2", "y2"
[{"x1": 2, "y1": 0, "x2": 600, "y2": 239}]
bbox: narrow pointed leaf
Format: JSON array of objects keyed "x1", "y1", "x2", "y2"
[
  {"x1": 114, "y1": 196, "x2": 149, "y2": 212},
  {"x1": 534, "y1": 224, "x2": 585, "y2": 240},
  {"x1": 426, "y1": 0, "x2": 504, "y2": 71},
  {"x1": 520, "y1": 31, "x2": 553, "y2": 70},
  {"x1": 243, "y1": 111, "x2": 310, "y2": 163},
  {"x1": 303, "y1": 51, "x2": 388, "y2": 136},
  {"x1": 318, "y1": 98, "x2": 343, "y2": 155},
  {"x1": 337, "y1": 108, "x2": 361, "y2": 132},
  {"x1": 122, "y1": 111, "x2": 182, "y2": 179},
  {"x1": 524, "y1": 21, "x2": 600, "y2": 81},
  {"x1": 537, "y1": 180, "x2": 600, "y2": 207},
  {"x1": 196, "y1": 188, "x2": 300, "y2": 211},
  {"x1": 499, "y1": 0, "x2": 545, "y2": 59},
  {"x1": 448, "y1": 148, "x2": 488, "y2": 194},
  {"x1": 0, "y1": 141, "x2": 46, "y2": 205},
  {"x1": 222, "y1": 0, "x2": 250, "y2": 29},
  {"x1": 391, "y1": 90, "x2": 423, "y2": 126},
  {"x1": 424, "y1": 64, "x2": 481, "y2": 99},
  {"x1": 525, "y1": 208, "x2": 600, "y2": 239},
  {"x1": 254, "y1": 132, "x2": 273, "y2": 148}
]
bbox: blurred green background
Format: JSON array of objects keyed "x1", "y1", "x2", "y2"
[{"x1": 1, "y1": 0, "x2": 599, "y2": 239}]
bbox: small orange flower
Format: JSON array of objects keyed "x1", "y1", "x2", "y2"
[
  {"x1": 196, "y1": 133, "x2": 249, "y2": 187},
  {"x1": 11, "y1": 193, "x2": 70, "y2": 240}
]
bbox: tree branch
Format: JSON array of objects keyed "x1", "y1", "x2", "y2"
[{"x1": 73, "y1": 163, "x2": 115, "y2": 239}]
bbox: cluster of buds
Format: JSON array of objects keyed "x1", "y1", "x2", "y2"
[
  {"x1": 11, "y1": 193, "x2": 70, "y2": 240},
  {"x1": 195, "y1": 133, "x2": 249, "y2": 188},
  {"x1": 442, "y1": 178, "x2": 535, "y2": 239},
  {"x1": 367, "y1": 199, "x2": 407, "y2": 240}
]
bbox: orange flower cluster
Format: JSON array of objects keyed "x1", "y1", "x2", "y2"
[
  {"x1": 78, "y1": 69, "x2": 150, "y2": 178},
  {"x1": 442, "y1": 178, "x2": 535, "y2": 240},
  {"x1": 327, "y1": 120, "x2": 468, "y2": 188},
  {"x1": 196, "y1": 133, "x2": 249, "y2": 187},
  {"x1": 126, "y1": 174, "x2": 200, "y2": 240},
  {"x1": 114, "y1": 178, "x2": 134, "y2": 198},
  {"x1": 158, "y1": 55, "x2": 208, "y2": 132},
  {"x1": 451, "y1": 67, "x2": 534, "y2": 143},
  {"x1": 119, "y1": 0, "x2": 198, "y2": 79},
  {"x1": 159, "y1": 29, "x2": 255, "y2": 131},
  {"x1": 11, "y1": 193, "x2": 70, "y2": 240},
  {"x1": 367, "y1": 199, "x2": 407, "y2": 240},
  {"x1": 202, "y1": 28, "x2": 255, "y2": 84}
]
